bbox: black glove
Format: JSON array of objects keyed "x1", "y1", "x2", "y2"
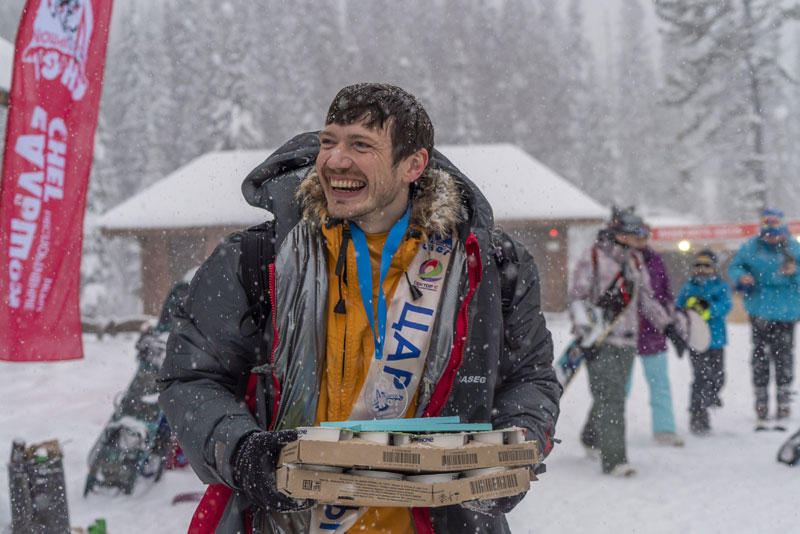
[
  {"x1": 461, "y1": 492, "x2": 526, "y2": 517},
  {"x1": 663, "y1": 324, "x2": 687, "y2": 358},
  {"x1": 232, "y1": 430, "x2": 314, "y2": 512}
]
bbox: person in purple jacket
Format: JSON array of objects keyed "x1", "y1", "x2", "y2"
[{"x1": 626, "y1": 224, "x2": 685, "y2": 447}]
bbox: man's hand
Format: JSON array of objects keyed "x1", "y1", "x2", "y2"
[
  {"x1": 232, "y1": 430, "x2": 315, "y2": 512},
  {"x1": 461, "y1": 492, "x2": 526, "y2": 517},
  {"x1": 738, "y1": 274, "x2": 755, "y2": 287},
  {"x1": 780, "y1": 261, "x2": 797, "y2": 276}
]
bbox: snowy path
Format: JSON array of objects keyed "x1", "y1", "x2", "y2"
[
  {"x1": 508, "y1": 317, "x2": 799, "y2": 534},
  {"x1": 1, "y1": 319, "x2": 797, "y2": 533}
]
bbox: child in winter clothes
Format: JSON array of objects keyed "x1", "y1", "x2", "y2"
[{"x1": 675, "y1": 249, "x2": 732, "y2": 434}]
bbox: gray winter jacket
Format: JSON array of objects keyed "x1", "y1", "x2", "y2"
[{"x1": 158, "y1": 132, "x2": 561, "y2": 534}]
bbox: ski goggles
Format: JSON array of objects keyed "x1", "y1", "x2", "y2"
[{"x1": 761, "y1": 215, "x2": 787, "y2": 236}]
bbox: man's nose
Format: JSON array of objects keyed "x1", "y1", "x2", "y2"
[{"x1": 326, "y1": 146, "x2": 353, "y2": 170}]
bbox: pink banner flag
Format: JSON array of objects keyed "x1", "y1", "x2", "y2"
[{"x1": 0, "y1": 0, "x2": 113, "y2": 361}]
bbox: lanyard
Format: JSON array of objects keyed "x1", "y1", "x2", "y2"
[{"x1": 349, "y1": 206, "x2": 410, "y2": 361}]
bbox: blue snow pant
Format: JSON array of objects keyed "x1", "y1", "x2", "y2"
[
  {"x1": 581, "y1": 344, "x2": 636, "y2": 473},
  {"x1": 625, "y1": 351, "x2": 677, "y2": 434}
]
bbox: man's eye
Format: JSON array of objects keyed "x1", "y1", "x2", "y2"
[
  {"x1": 354, "y1": 142, "x2": 370, "y2": 150},
  {"x1": 320, "y1": 138, "x2": 335, "y2": 147}
]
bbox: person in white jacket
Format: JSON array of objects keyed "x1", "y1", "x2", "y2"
[{"x1": 569, "y1": 208, "x2": 683, "y2": 477}]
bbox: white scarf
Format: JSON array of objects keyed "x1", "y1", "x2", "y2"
[{"x1": 309, "y1": 234, "x2": 455, "y2": 533}]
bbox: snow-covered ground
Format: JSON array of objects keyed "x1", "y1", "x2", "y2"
[{"x1": 1, "y1": 317, "x2": 797, "y2": 533}]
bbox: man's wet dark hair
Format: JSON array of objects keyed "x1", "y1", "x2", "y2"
[{"x1": 325, "y1": 83, "x2": 434, "y2": 166}]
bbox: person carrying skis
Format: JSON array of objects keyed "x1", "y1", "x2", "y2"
[
  {"x1": 675, "y1": 249, "x2": 732, "y2": 435},
  {"x1": 570, "y1": 207, "x2": 685, "y2": 477},
  {"x1": 626, "y1": 223, "x2": 684, "y2": 447},
  {"x1": 727, "y1": 208, "x2": 800, "y2": 423},
  {"x1": 158, "y1": 83, "x2": 561, "y2": 534}
]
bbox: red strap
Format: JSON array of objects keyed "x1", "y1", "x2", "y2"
[
  {"x1": 187, "y1": 485, "x2": 233, "y2": 534},
  {"x1": 423, "y1": 233, "x2": 482, "y2": 418},
  {"x1": 618, "y1": 273, "x2": 630, "y2": 305},
  {"x1": 411, "y1": 508, "x2": 436, "y2": 534},
  {"x1": 543, "y1": 424, "x2": 554, "y2": 454}
]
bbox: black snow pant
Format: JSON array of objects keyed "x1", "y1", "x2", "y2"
[
  {"x1": 689, "y1": 348, "x2": 724, "y2": 415},
  {"x1": 750, "y1": 317, "x2": 795, "y2": 388}
]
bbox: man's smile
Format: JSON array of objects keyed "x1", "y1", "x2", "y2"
[{"x1": 328, "y1": 176, "x2": 367, "y2": 192}]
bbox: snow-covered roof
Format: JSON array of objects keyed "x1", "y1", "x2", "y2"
[
  {"x1": 0, "y1": 36, "x2": 13, "y2": 91},
  {"x1": 99, "y1": 144, "x2": 606, "y2": 232},
  {"x1": 99, "y1": 150, "x2": 273, "y2": 231},
  {"x1": 439, "y1": 144, "x2": 607, "y2": 220}
]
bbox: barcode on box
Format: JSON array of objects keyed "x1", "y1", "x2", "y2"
[
  {"x1": 469, "y1": 473, "x2": 519, "y2": 495},
  {"x1": 383, "y1": 451, "x2": 421, "y2": 464},
  {"x1": 498, "y1": 449, "x2": 535, "y2": 462},
  {"x1": 302, "y1": 480, "x2": 314, "y2": 491},
  {"x1": 441, "y1": 452, "x2": 478, "y2": 467}
]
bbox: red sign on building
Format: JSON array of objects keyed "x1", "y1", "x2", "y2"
[{"x1": 652, "y1": 221, "x2": 800, "y2": 243}]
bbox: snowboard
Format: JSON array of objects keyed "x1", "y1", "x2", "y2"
[{"x1": 681, "y1": 308, "x2": 712, "y2": 353}]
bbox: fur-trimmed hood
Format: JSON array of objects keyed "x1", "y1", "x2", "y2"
[
  {"x1": 241, "y1": 131, "x2": 496, "y2": 245},
  {"x1": 296, "y1": 166, "x2": 464, "y2": 237}
]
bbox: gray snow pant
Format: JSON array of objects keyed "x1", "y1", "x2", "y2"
[
  {"x1": 581, "y1": 343, "x2": 636, "y2": 473},
  {"x1": 750, "y1": 317, "x2": 795, "y2": 388}
]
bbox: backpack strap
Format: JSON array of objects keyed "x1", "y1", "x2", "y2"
[
  {"x1": 236, "y1": 221, "x2": 275, "y2": 401},
  {"x1": 489, "y1": 229, "x2": 519, "y2": 316},
  {"x1": 491, "y1": 230, "x2": 522, "y2": 351}
]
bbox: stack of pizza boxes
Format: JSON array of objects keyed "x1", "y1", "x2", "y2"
[{"x1": 276, "y1": 417, "x2": 539, "y2": 508}]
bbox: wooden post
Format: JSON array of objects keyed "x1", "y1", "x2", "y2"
[{"x1": 138, "y1": 233, "x2": 171, "y2": 316}]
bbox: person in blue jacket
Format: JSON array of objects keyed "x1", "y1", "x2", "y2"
[
  {"x1": 676, "y1": 249, "x2": 732, "y2": 434},
  {"x1": 727, "y1": 208, "x2": 800, "y2": 422}
]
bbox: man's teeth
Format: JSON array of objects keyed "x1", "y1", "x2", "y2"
[{"x1": 331, "y1": 179, "x2": 364, "y2": 190}]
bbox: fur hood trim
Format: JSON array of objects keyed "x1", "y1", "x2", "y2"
[{"x1": 297, "y1": 166, "x2": 464, "y2": 236}]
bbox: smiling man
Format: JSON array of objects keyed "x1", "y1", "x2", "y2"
[{"x1": 158, "y1": 83, "x2": 561, "y2": 534}]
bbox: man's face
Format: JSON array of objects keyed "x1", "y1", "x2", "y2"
[
  {"x1": 761, "y1": 233, "x2": 785, "y2": 246},
  {"x1": 316, "y1": 118, "x2": 424, "y2": 233}
]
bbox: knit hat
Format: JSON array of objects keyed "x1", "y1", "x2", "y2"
[
  {"x1": 694, "y1": 248, "x2": 718, "y2": 268},
  {"x1": 760, "y1": 208, "x2": 788, "y2": 237}
]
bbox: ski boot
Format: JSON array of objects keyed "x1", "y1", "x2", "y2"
[
  {"x1": 755, "y1": 387, "x2": 769, "y2": 422},
  {"x1": 690, "y1": 410, "x2": 710, "y2": 436},
  {"x1": 654, "y1": 432, "x2": 685, "y2": 447}
]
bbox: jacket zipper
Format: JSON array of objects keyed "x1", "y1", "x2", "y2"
[{"x1": 267, "y1": 263, "x2": 281, "y2": 431}]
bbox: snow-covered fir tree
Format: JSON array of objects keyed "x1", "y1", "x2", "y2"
[{"x1": 655, "y1": 0, "x2": 800, "y2": 216}]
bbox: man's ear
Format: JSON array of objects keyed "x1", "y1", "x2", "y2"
[{"x1": 403, "y1": 148, "x2": 429, "y2": 185}]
